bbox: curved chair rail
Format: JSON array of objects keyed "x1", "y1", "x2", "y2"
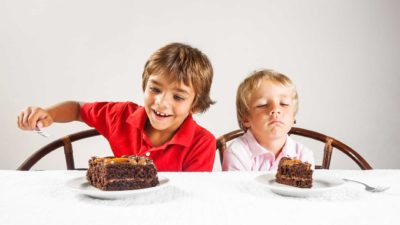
[
  {"x1": 17, "y1": 129, "x2": 100, "y2": 171},
  {"x1": 216, "y1": 127, "x2": 372, "y2": 170}
]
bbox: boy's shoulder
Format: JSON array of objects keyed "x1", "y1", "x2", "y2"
[
  {"x1": 226, "y1": 133, "x2": 248, "y2": 152},
  {"x1": 81, "y1": 101, "x2": 142, "y2": 124},
  {"x1": 184, "y1": 116, "x2": 215, "y2": 141},
  {"x1": 115, "y1": 101, "x2": 140, "y2": 112},
  {"x1": 194, "y1": 122, "x2": 214, "y2": 138},
  {"x1": 106, "y1": 101, "x2": 139, "y2": 109},
  {"x1": 83, "y1": 101, "x2": 140, "y2": 112}
]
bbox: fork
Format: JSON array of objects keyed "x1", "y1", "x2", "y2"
[
  {"x1": 33, "y1": 127, "x2": 50, "y2": 138},
  {"x1": 343, "y1": 178, "x2": 389, "y2": 193}
]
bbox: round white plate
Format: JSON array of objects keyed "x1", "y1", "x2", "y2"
[
  {"x1": 256, "y1": 172, "x2": 344, "y2": 197},
  {"x1": 67, "y1": 176, "x2": 169, "y2": 200}
]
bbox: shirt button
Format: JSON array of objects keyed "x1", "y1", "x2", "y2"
[{"x1": 145, "y1": 152, "x2": 150, "y2": 156}]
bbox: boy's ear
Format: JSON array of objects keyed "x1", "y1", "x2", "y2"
[
  {"x1": 242, "y1": 118, "x2": 251, "y2": 128},
  {"x1": 190, "y1": 98, "x2": 198, "y2": 114},
  {"x1": 190, "y1": 107, "x2": 198, "y2": 115}
]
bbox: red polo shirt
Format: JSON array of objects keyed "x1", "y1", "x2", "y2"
[{"x1": 80, "y1": 102, "x2": 216, "y2": 172}]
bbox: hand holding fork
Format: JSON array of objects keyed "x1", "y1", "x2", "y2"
[{"x1": 17, "y1": 106, "x2": 53, "y2": 138}]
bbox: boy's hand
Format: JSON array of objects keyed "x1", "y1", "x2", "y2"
[{"x1": 17, "y1": 106, "x2": 54, "y2": 130}]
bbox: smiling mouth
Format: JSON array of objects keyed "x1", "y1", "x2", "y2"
[{"x1": 153, "y1": 109, "x2": 171, "y2": 118}]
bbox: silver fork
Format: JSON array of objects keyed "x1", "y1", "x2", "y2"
[
  {"x1": 33, "y1": 127, "x2": 50, "y2": 138},
  {"x1": 343, "y1": 178, "x2": 389, "y2": 193}
]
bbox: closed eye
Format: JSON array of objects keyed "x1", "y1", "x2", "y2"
[
  {"x1": 174, "y1": 95, "x2": 185, "y2": 101},
  {"x1": 256, "y1": 104, "x2": 268, "y2": 108}
]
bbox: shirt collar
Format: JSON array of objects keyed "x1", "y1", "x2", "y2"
[
  {"x1": 243, "y1": 130, "x2": 297, "y2": 158},
  {"x1": 168, "y1": 114, "x2": 196, "y2": 147},
  {"x1": 242, "y1": 130, "x2": 271, "y2": 157},
  {"x1": 125, "y1": 107, "x2": 195, "y2": 148}
]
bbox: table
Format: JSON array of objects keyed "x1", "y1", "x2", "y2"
[{"x1": 1, "y1": 170, "x2": 399, "y2": 225}]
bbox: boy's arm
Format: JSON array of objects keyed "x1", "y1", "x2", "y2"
[
  {"x1": 17, "y1": 101, "x2": 83, "y2": 130},
  {"x1": 183, "y1": 135, "x2": 216, "y2": 172},
  {"x1": 178, "y1": 126, "x2": 217, "y2": 172}
]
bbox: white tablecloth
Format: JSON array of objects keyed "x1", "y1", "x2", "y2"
[{"x1": 1, "y1": 170, "x2": 399, "y2": 225}]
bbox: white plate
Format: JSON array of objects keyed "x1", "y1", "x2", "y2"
[
  {"x1": 67, "y1": 176, "x2": 169, "y2": 200},
  {"x1": 256, "y1": 172, "x2": 344, "y2": 197}
]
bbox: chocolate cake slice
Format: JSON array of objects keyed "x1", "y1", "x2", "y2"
[
  {"x1": 275, "y1": 157, "x2": 313, "y2": 188},
  {"x1": 86, "y1": 156, "x2": 159, "y2": 191}
]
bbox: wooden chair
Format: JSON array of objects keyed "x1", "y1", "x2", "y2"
[
  {"x1": 17, "y1": 129, "x2": 100, "y2": 170},
  {"x1": 216, "y1": 127, "x2": 372, "y2": 170}
]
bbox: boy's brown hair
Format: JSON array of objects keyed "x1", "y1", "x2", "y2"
[
  {"x1": 142, "y1": 43, "x2": 215, "y2": 113},
  {"x1": 236, "y1": 69, "x2": 299, "y2": 130}
]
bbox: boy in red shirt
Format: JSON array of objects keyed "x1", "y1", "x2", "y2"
[{"x1": 17, "y1": 43, "x2": 216, "y2": 172}]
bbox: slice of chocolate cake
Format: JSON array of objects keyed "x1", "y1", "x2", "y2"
[
  {"x1": 275, "y1": 157, "x2": 313, "y2": 188},
  {"x1": 86, "y1": 156, "x2": 159, "y2": 191}
]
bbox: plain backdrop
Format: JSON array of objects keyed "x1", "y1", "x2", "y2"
[{"x1": 1, "y1": 0, "x2": 399, "y2": 170}]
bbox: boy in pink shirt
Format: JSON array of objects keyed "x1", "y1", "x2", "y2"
[{"x1": 222, "y1": 69, "x2": 314, "y2": 171}]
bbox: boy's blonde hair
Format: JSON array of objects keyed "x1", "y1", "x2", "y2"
[
  {"x1": 236, "y1": 69, "x2": 299, "y2": 130},
  {"x1": 142, "y1": 43, "x2": 215, "y2": 113}
]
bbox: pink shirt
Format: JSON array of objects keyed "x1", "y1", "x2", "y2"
[{"x1": 222, "y1": 130, "x2": 314, "y2": 171}]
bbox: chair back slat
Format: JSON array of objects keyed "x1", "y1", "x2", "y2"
[
  {"x1": 322, "y1": 138, "x2": 333, "y2": 169},
  {"x1": 63, "y1": 136, "x2": 75, "y2": 170}
]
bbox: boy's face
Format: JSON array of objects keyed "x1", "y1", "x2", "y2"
[
  {"x1": 143, "y1": 74, "x2": 196, "y2": 134},
  {"x1": 243, "y1": 79, "x2": 296, "y2": 143}
]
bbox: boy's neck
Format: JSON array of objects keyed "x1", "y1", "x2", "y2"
[
  {"x1": 255, "y1": 134, "x2": 287, "y2": 156},
  {"x1": 144, "y1": 122, "x2": 177, "y2": 147}
]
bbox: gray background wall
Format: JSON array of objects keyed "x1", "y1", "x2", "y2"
[{"x1": 1, "y1": 0, "x2": 399, "y2": 170}]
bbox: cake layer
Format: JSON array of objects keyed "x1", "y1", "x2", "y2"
[
  {"x1": 275, "y1": 157, "x2": 313, "y2": 188},
  {"x1": 277, "y1": 165, "x2": 313, "y2": 177},
  {"x1": 87, "y1": 156, "x2": 159, "y2": 191},
  {"x1": 275, "y1": 175, "x2": 312, "y2": 188}
]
